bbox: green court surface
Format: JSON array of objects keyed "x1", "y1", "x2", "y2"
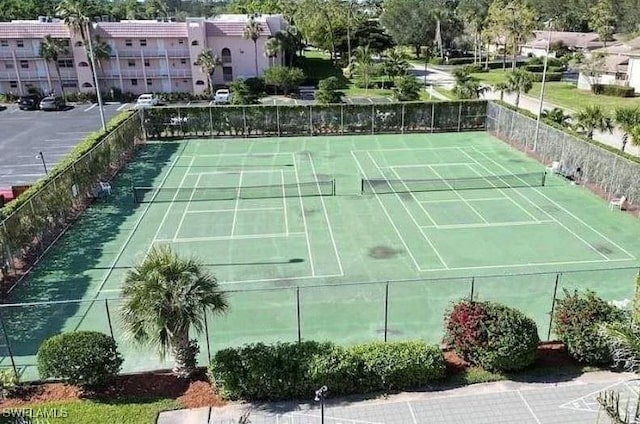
[{"x1": 3, "y1": 132, "x2": 640, "y2": 379}]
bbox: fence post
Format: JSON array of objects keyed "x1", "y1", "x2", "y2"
[
  {"x1": 371, "y1": 104, "x2": 375, "y2": 135},
  {"x1": 430, "y1": 103, "x2": 435, "y2": 132},
  {"x1": 203, "y1": 305, "x2": 211, "y2": 361},
  {"x1": 401, "y1": 103, "x2": 405, "y2": 134},
  {"x1": 139, "y1": 108, "x2": 146, "y2": 141},
  {"x1": 340, "y1": 104, "x2": 345, "y2": 134},
  {"x1": 470, "y1": 276, "x2": 475, "y2": 301},
  {"x1": 1, "y1": 222, "x2": 14, "y2": 273},
  {"x1": 209, "y1": 105, "x2": 214, "y2": 137},
  {"x1": 296, "y1": 286, "x2": 301, "y2": 343},
  {"x1": 384, "y1": 282, "x2": 389, "y2": 342},
  {"x1": 457, "y1": 102, "x2": 463, "y2": 132},
  {"x1": 0, "y1": 309, "x2": 18, "y2": 381},
  {"x1": 309, "y1": 106, "x2": 313, "y2": 136},
  {"x1": 242, "y1": 107, "x2": 248, "y2": 137},
  {"x1": 547, "y1": 273, "x2": 561, "y2": 341},
  {"x1": 104, "y1": 299, "x2": 114, "y2": 339},
  {"x1": 276, "y1": 106, "x2": 281, "y2": 136}
]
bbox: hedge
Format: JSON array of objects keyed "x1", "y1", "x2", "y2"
[
  {"x1": 591, "y1": 84, "x2": 635, "y2": 97},
  {"x1": 530, "y1": 72, "x2": 564, "y2": 82},
  {"x1": 210, "y1": 340, "x2": 445, "y2": 400},
  {"x1": 524, "y1": 64, "x2": 565, "y2": 73}
]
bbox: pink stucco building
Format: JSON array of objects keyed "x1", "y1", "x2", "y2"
[{"x1": 0, "y1": 14, "x2": 286, "y2": 96}]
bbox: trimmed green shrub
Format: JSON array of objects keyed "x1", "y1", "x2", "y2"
[
  {"x1": 524, "y1": 64, "x2": 565, "y2": 73},
  {"x1": 529, "y1": 72, "x2": 563, "y2": 82},
  {"x1": 591, "y1": 84, "x2": 635, "y2": 97},
  {"x1": 210, "y1": 340, "x2": 445, "y2": 400},
  {"x1": 445, "y1": 300, "x2": 539, "y2": 372},
  {"x1": 37, "y1": 331, "x2": 123, "y2": 389},
  {"x1": 0, "y1": 368, "x2": 17, "y2": 399},
  {"x1": 553, "y1": 290, "x2": 625, "y2": 364}
]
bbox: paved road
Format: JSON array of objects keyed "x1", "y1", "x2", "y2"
[
  {"x1": 0, "y1": 102, "x2": 124, "y2": 189},
  {"x1": 158, "y1": 371, "x2": 638, "y2": 424}
]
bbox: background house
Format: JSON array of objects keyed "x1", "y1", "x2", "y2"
[{"x1": 576, "y1": 36, "x2": 640, "y2": 92}]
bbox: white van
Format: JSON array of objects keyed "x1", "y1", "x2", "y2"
[{"x1": 136, "y1": 93, "x2": 159, "y2": 107}]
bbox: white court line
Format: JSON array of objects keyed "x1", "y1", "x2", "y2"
[
  {"x1": 94, "y1": 151, "x2": 184, "y2": 295},
  {"x1": 471, "y1": 147, "x2": 636, "y2": 260},
  {"x1": 427, "y1": 164, "x2": 490, "y2": 224},
  {"x1": 146, "y1": 155, "x2": 196, "y2": 255},
  {"x1": 230, "y1": 170, "x2": 244, "y2": 236},
  {"x1": 181, "y1": 152, "x2": 293, "y2": 158},
  {"x1": 390, "y1": 162, "x2": 474, "y2": 168},
  {"x1": 419, "y1": 257, "x2": 632, "y2": 272},
  {"x1": 156, "y1": 233, "x2": 305, "y2": 243},
  {"x1": 280, "y1": 170, "x2": 289, "y2": 236},
  {"x1": 457, "y1": 153, "x2": 541, "y2": 222},
  {"x1": 406, "y1": 401, "x2": 419, "y2": 424},
  {"x1": 387, "y1": 166, "x2": 438, "y2": 227},
  {"x1": 287, "y1": 411, "x2": 383, "y2": 424},
  {"x1": 189, "y1": 169, "x2": 288, "y2": 176},
  {"x1": 172, "y1": 173, "x2": 202, "y2": 241},
  {"x1": 368, "y1": 154, "x2": 450, "y2": 263},
  {"x1": 186, "y1": 207, "x2": 282, "y2": 214},
  {"x1": 518, "y1": 391, "x2": 542, "y2": 424},
  {"x1": 293, "y1": 154, "x2": 316, "y2": 277},
  {"x1": 83, "y1": 103, "x2": 97, "y2": 112},
  {"x1": 419, "y1": 197, "x2": 507, "y2": 204},
  {"x1": 352, "y1": 151, "x2": 428, "y2": 271},
  {"x1": 305, "y1": 152, "x2": 344, "y2": 276},
  {"x1": 351, "y1": 146, "x2": 463, "y2": 153},
  {"x1": 423, "y1": 220, "x2": 554, "y2": 230}
]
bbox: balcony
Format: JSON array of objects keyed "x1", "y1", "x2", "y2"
[
  {"x1": 112, "y1": 48, "x2": 189, "y2": 59},
  {"x1": 0, "y1": 50, "x2": 40, "y2": 59},
  {"x1": 0, "y1": 69, "x2": 77, "y2": 81},
  {"x1": 100, "y1": 69, "x2": 191, "y2": 79}
]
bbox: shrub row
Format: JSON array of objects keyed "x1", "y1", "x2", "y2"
[
  {"x1": 591, "y1": 84, "x2": 635, "y2": 97},
  {"x1": 530, "y1": 72, "x2": 564, "y2": 82},
  {"x1": 523, "y1": 64, "x2": 565, "y2": 73},
  {"x1": 210, "y1": 340, "x2": 445, "y2": 400}
]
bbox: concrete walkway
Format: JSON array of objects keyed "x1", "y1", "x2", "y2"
[{"x1": 157, "y1": 371, "x2": 638, "y2": 424}]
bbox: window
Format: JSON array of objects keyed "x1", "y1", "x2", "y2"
[
  {"x1": 62, "y1": 81, "x2": 77, "y2": 88},
  {"x1": 5, "y1": 62, "x2": 13, "y2": 69},
  {"x1": 75, "y1": 41, "x2": 83, "y2": 47},
  {"x1": 61, "y1": 40, "x2": 70, "y2": 48},
  {"x1": 57, "y1": 59, "x2": 74, "y2": 68},
  {"x1": 178, "y1": 39, "x2": 184, "y2": 45},
  {"x1": 180, "y1": 58, "x2": 186, "y2": 65},
  {"x1": 191, "y1": 40, "x2": 199, "y2": 46},
  {"x1": 144, "y1": 60, "x2": 150, "y2": 67},
  {"x1": 16, "y1": 40, "x2": 24, "y2": 48},
  {"x1": 146, "y1": 78, "x2": 152, "y2": 86},
  {"x1": 221, "y1": 48, "x2": 232, "y2": 63},
  {"x1": 125, "y1": 39, "x2": 132, "y2": 47},
  {"x1": 9, "y1": 81, "x2": 17, "y2": 88},
  {"x1": 128, "y1": 60, "x2": 135, "y2": 67},
  {"x1": 222, "y1": 66, "x2": 232, "y2": 82},
  {"x1": 82, "y1": 82, "x2": 93, "y2": 88},
  {"x1": 20, "y1": 61, "x2": 28, "y2": 69},
  {"x1": 78, "y1": 61, "x2": 89, "y2": 67},
  {"x1": 139, "y1": 39, "x2": 147, "y2": 47},
  {"x1": 195, "y1": 80, "x2": 205, "y2": 85},
  {"x1": 131, "y1": 79, "x2": 138, "y2": 86},
  {"x1": 0, "y1": 40, "x2": 7, "y2": 47}
]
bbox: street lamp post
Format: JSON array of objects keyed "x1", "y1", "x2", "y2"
[
  {"x1": 36, "y1": 151, "x2": 48, "y2": 176},
  {"x1": 87, "y1": 22, "x2": 106, "y2": 132},
  {"x1": 533, "y1": 20, "x2": 554, "y2": 152},
  {"x1": 314, "y1": 385, "x2": 327, "y2": 424}
]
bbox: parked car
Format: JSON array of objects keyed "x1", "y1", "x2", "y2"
[
  {"x1": 39, "y1": 96, "x2": 66, "y2": 111},
  {"x1": 136, "y1": 93, "x2": 159, "y2": 107},
  {"x1": 18, "y1": 94, "x2": 40, "y2": 110},
  {"x1": 214, "y1": 89, "x2": 231, "y2": 105}
]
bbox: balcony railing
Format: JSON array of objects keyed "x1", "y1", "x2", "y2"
[
  {"x1": 100, "y1": 69, "x2": 191, "y2": 79},
  {"x1": 111, "y1": 48, "x2": 190, "y2": 58},
  {"x1": 0, "y1": 69, "x2": 77, "y2": 81},
  {"x1": 0, "y1": 50, "x2": 41, "y2": 59}
]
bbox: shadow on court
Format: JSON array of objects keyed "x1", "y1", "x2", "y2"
[{"x1": 1, "y1": 143, "x2": 180, "y2": 366}]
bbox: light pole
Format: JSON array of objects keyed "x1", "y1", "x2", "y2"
[
  {"x1": 36, "y1": 151, "x2": 48, "y2": 176},
  {"x1": 87, "y1": 22, "x2": 106, "y2": 132},
  {"x1": 533, "y1": 19, "x2": 554, "y2": 152},
  {"x1": 314, "y1": 385, "x2": 327, "y2": 424}
]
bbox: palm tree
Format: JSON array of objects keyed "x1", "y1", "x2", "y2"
[
  {"x1": 614, "y1": 106, "x2": 640, "y2": 151},
  {"x1": 541, "y1": 107, "x2": 571, "y2": 127},
  {"x1": 381, "y1": 47, "x2": 409, "y2": 87},
  {"x1": 56, "y1": 0, "x2": 94, "y2": 43},
  {"x1": 39, "y1": 35, "x2": 69, "y2": 98},
  {"x1": 120, "y1": 244, "x2": 228, "y2": 377},
  {"x1": 573, "y1": 105, "x2": 613, "y2": 139},
  {"x1": 275, "y1": 27, "x2": 301, "y2": 67},
  {"x1": 195, "y1": 49, "x2": 222, "y2": 94},
  {"x1": 88, "y1": 36, "x2": 112, "y2": 77},
  {"x1": 494, "y1": 81, "x2": 508, "y2": 101},
  {"x1": 453, "y1": 69, "x2": 486, "y2": 99},
  {"x1": 264, "y1": 36, "x2": 281, "y2": 67},
  {"x1": 353, "y1": 45, "x2": 374, "y2": 94},
  {"x1": 503, "y1": 69, "x2": 534, "y2": 108},
  {"x1": 243, "y1": 15, "x2": 263, "y2": 76}
]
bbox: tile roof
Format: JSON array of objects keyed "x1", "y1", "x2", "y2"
[
  {"x1": 0, "y1": 22, "x2": 70, "y2": 39},
  {"x1": 523, "y1": 31, "x2": 603, "y2": 50},
  {"x1": 206, "y1": 17, "x2": 273, "y2": 37},
  {"x1": 94, "y1": 22, "x2": 188, "y2": 38}
]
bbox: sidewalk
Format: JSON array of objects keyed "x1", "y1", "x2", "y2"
[{"x1": 157, "y1": 371, "x2": 638, "y2": 424}]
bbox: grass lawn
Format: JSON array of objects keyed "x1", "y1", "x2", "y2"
[
  {"x1": 19, "y1": 399, "x2": 178, "y2": 424},
  {"x1": 433, "y1": 86, "x2": 457, "y2": 100},
  {"x1": 528, "y1": 82, "x2": 640, "y2": 112},
  {"x1": 471, "y1": 70, "x2": 510, "y2": 86}
]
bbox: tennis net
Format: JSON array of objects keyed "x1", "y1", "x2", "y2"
[
  {"x1": 361, "y1": 172, "x2": 546, "y2": 194},
  {"x1": 133, "y1": 179, "x2": 336, "y2": 203}
]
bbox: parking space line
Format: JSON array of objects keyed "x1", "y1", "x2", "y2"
[
  {"x1": 116, "y1": 104, "x2": 129, "y2": 111},
  {"x1": 83, "y1": 103, "x2": 97, "y2": 112}
]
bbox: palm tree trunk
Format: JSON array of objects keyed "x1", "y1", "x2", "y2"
[
  {"x1": 170, "y1": 329, "x2": 193, "y2": 378},
  {"x1": 500, "y1": 90, "x2": 504, "y2": 101},
  {"x1": 254, "y1": 41, "x2": 259, "y2": 76},
  {"x1": 515, "y1": 91, "x2": 520, "y2": 108},
  {"x1": 54, "y1": 62, "x2": 65, "y2": 99}
]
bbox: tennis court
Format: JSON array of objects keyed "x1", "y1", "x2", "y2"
[{"x1": 3, "y1": 132, "x2": 640, "y2": 379}]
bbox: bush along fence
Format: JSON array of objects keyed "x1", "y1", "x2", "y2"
[
  {"x1": 140, "y1": 101, "x2": 487, "y2": 140},
  {"x1": 486, "y1": 101, "x2": 640, "y2": 205},
  {"x1": 0, "y1": 112, "x2": 143, "y2": 278}
]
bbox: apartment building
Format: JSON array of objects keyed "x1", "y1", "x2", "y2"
[{"x1": 0, "y1": 14, "x2": 286, "y2": 96}]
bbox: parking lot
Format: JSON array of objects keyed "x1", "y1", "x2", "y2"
[{"x1": 0, "y1": 102, "x2": 124, "y2": 189}]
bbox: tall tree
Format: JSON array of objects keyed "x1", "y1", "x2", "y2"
[
  {"x1": 541, "y1": 107, "x2": 571, "y2": 127},
  {"x1": 243, "y1": 14, "x2": 263, "y2": 76},
  {"x1": 294, "y1": 0, "x2": 347, "y2": 63},
  {"x1": 352, "y1": 45, "x2": 374, "y2": 93},
  {"x1": 88, "y1": 36, "x2": 111, "y2": 75},
  {"x1": 487, "y1": 0, "x2": 537, "y2": 69},
  {"x1": 120, "y1": 244, "x2": 228, "y2": 377},
  {"x1": 589, "y1": 0, "x2": 616, "y2": 48},
  {"x1": 457, "y1": 0, "x2": 491, "y2": 65},
  {"x1": 380, "y1": 0, "x2": 435, "y2": 58},
  {"x1": 381, "y1": 47, "x2": 409, "y2": 87},
  {"x1": 573, "y1": 105, "x2": 613, "y2": 139},
  {"x1": 503, "y1": 69, "x2": 534, "y2": 108},
  {"x1": 195, "y1": 49, "x2": 222, "y2": 94},
  {"x1": 453, "y1": 68, "x2": 486, "y2": 99},
  {"x1": 613, "y1": 107, "x2": 640, "y2": 151},
  {"x1": 39, "y1": 35, "x2": 69, "y2": 98},
  {"x1": 264, "y1": 36, "x2": 281, "y2": 67}
]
